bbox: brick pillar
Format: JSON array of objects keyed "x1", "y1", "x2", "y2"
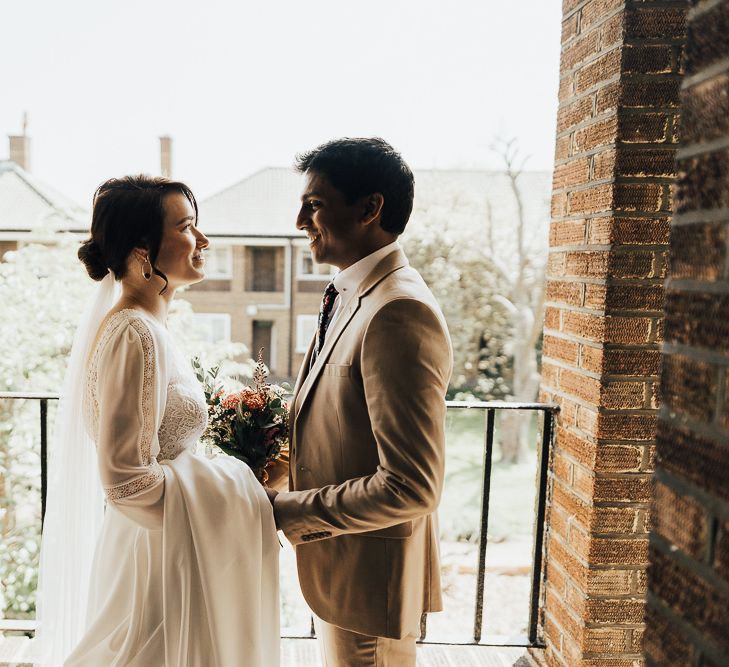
[
  {"x1": 644, "y1": 1, "x2": 729, "y2": 665},
  {"x1": 539, "y1": 1, "x2": 686, "y2": 665}
]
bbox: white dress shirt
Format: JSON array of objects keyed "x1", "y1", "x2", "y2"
[{"x1": 327, "y1": 240, "x2": 401, "y2": 332}]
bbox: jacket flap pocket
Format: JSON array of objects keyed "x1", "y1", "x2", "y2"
[
  {"x1": 362, "y1": 521, "x2": 413, "y2": 539},
  {"x1": 322, "y1": 363, "x2": 352, "y2": 377}
]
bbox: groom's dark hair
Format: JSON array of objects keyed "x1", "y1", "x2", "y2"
[{"x1": 294, "y1": 137, "x2": 415, "y2": 235}]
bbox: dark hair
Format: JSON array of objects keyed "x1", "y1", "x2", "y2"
[
  {"x1": 294, "y1": 137, "x2": 414, "y2": 235},
  {"x1": 78, "y1": 174, "x2": 198, "y2": 293}
]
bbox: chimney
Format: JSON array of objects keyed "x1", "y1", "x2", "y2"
[
  {"x1": 9, "y1": 112, "x2": 30, "y2": 172},
  {"x1": 160, "y1": 135, "x2": 172, "y2": 177}
]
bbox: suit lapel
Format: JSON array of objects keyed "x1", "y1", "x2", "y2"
[{"x1": 293, "y1": 248, "x2": 409, "y2": 421}]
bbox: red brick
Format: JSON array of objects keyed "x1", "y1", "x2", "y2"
[
  {"x1": 564, "y1": 251, "x2": 609, "y2": 278},
  {"x1": 576, "y1": 48, "x2": 622, "y2": 94},
  {"x1": 550, "y1": 220, "x2": 587, "y2": 246},
  {"x1": 602, "y1": 348, "x2": 662, "y2": 376},
  {"x1": 544, "y1": 335, "x2": 581, "y2": 365},
  {"x1": 569, "y1": 184, "x2": 613, "y2": 214},
  {"x1": 597, "y1": 412, "x2": 656, "y2": 440},
  {"x1": 656, "y1": 421, "x2": 729, "y2": 504},
  {"x1": 664, "y1": 291, "x2": 729, "y2": 354},
  {"x1": 601, "y1": 381, "x2": 645, "y2": 410},
  {"x1": 562, "y1": 29, "x2": 601, "y2": 71},
  {"x1": 581, "y1": 0, "x2": 623, "y2": 32},
  {"x1": 652, "y1": 481, "x2": 708, "y2": 560},
  {"x1": 574, "y1": 116, "x2": 619, "y2": 152},
  {"x1": 588, "y1": 217, "x2": 670, "y2": 245},
  {"x1": 676, "y1": 149, "x2": 729, "y2": 213},
  {"x1": 618, "y1": 113, "x2": 670, "y2": 144},
  {"x1": 605, "y1": 284, "x2": 664, "y2": 312},
  {"x1": 648, "y1": 546, "x2": 729, "y2": 653},
  {"x1": 546, "y1": 280, "x2": 584, "y2": 306},
  {"x1": 564, "y1": 311, "x2": 606, "y2": 341},
  {"x1": 661, "y1": 353, "x2": 717, "y2": 423},
  {"x1": 681, "y1": 72, "x2": 729, "y2": 145},
  {"x1": 557, "y1": 96, "x2": 595, "y2": 134},
  {"x1": 622, "y1": 79, "x2": 682, "y2": 108},
  {"x1": 562, "y1": 13, "x2": 580, "y2": 45},
  {"x1": 554, "y1": 158, "x2": 591, "y2": 190},
  {"x1": 623, "y1": 45, "x2": 673, "y2": 74},
  {"x1": 545, "y1": 306, "x2": 562, "y2": 331},
  {"x1": 599, "y1": 11, "x2": 624, "y2": 49},
  {"x1": 556, "y1": 427, "x2": 597, "y2": 469},
  {"x1": 609, "y1": 251, "x2": 662, "y2": 279},
  {"x1": 584, "y1": 283, "x2": 607, "y2": 309},
  {"x1": 555, "y1": 135, "x2": 572, "y2": 161},
  {"x1": 615, "y1": 149, "x2": 676, "y2": 178},
  {"x1": 593, "y1": 476, "x2": 653, "y2": 502},
  {"x1": 613, "y1": 183, "x2": 663, "y2": 212},
  {"x1": 644, "y1": 603, "x2": 695, "y2": 666},
  {"x1": 593, "y1": 506, "x2": 639, "y2": 532},
  {"x1": 684, "y1": 3, "x2": 729, "y2": 75},
  {"x1": 586, "y1": 597, "x2": 646, "y2": 624},
  {"x1": 552, "y1": 191, "x2": 568, "y2": 218},
  {"x1": 604, "y1": 316, "x2": 652, "y2": 344},
  {"x1": 590, "y1": 537, "x2": 649, "y2": 565},
  {"x1": 596, "y1": 81, "x2": 621, "y2": 114},
  {"x1": 593, "y1": 149, "x2": 616, "y2": 180},
  {"x1": 625, "y1": 7, "x2": 686, "y2": 40},
  {"x1": 580, "y1": 345, "x2": 604, "y2": 373},
  {"x1": 669, "y1": 224, "x2": 726, "y2": 281},
  {"x1": 561, "y1": 368, "x2": 602, "y2": 403},
  {"x1": 587, "y1": 569, "x2": 634, "y2": 597}
]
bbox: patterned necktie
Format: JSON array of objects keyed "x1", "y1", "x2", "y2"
[{"x1": 314, "y1": 281, "x2": 339, "y2": 361}]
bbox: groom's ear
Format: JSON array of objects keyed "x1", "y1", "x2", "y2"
[{"x1": 361, "y1": 193, "x2": 384, "y2": 227}]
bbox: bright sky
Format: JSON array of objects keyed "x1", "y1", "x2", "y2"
[{"x1": 2, "y1": 0, "x2": 561, "y2": 207}]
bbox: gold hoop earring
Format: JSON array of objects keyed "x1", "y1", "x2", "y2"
[{"x1": 141, "y1": 257, "x2": 153, "y2": 281}]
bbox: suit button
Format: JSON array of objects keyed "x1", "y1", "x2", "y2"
[{"x1": 298, "y1": 465, "x2": 307, "y2": 472}]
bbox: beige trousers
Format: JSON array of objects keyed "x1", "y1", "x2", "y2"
[{"x1": 314, "y1": 617, "x2": 417, "y2": 667}]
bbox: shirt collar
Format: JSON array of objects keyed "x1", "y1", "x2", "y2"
[{"x1": 332, "y1": 240, "x2": 400, "y2": 302}]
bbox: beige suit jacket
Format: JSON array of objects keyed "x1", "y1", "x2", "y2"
[{"x1": 274, "y1": 247, "x2": 453, "y2": 639}]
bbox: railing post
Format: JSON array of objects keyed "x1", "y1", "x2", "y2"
[
  {"x1": 40, "y1": 398, "x2": 48, "y2": 528},
  {"x1": 473, "y1": 408, "x2": 495, "y2": 644},
  {"x1": 527, "y1": 408, "x2": 554, "y2": 646}
]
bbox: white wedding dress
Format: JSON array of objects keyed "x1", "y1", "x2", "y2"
[{"x1": 60, "y1": 308, "x2": 280, "y2": 667}]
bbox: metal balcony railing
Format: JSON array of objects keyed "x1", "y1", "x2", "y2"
[{"x1": 0, "y1": 392, "x2": 557, "y2": 649}]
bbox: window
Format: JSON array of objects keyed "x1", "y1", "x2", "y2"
[
  {"x1": 203, "y1": 245, "x2": 232, "y2": 279},
  {"x1": 192, "y1": 313, "x2": 231, "y2": 343},
  {"x1": 246, "y1": 246, "x2": 283, "y2": 292},
  {"x1": 298, "y1": 248, "x2": 334, "y2": 280},
  {"x1": 296, "y1": 314, "x2": 318, "y2": 353}
]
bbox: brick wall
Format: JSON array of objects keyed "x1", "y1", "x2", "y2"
[
  {"x1": 540, "y1": 1, "x2": 686, "y2": 665},
  {"x1": 644, "y1": 1, "x2": 729, "y2": 665}
]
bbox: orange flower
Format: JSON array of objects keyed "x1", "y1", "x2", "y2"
[
  {"x1": 240, "y1": 388, "x2": 266, "y2": 411},
  {"x1": 221, "y1": 393, "x2": 241, "y2": 410}
]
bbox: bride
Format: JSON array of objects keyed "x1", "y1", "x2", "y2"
[{"x1": 36, "y1": 175, "x2": 280, "y2": 666}]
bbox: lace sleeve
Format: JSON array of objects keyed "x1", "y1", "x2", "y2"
[{"x1": 95, "y1": 314, "x2": 164, "y2": 529}]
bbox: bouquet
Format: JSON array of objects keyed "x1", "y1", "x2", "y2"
[{"x1": 192, "y1": 350, "x2": 290, "y2": 484}]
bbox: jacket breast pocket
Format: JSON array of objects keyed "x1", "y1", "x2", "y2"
[{"x1": 322, "y1": 363, "x2": 352, "y2": 378}]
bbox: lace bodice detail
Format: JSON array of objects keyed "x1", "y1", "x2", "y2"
[
  {"x1": 158, "y1": 352, "x2": 208, "y2": 461},
  {"x1": 84, "y1": 309, "x2": 208, "y2": 464}
]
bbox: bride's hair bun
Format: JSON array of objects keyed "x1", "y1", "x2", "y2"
[{"x1": 78, "y1": 239, "x2": 108, "y2": 281}]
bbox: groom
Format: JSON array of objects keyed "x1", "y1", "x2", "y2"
[{"x1": 269, "y1": 137, "x2": 452, "y2": 666}]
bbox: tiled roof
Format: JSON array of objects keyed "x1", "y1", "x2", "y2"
[
  {"x1": 0, "y1": 161, "x2": 88, "y2": 232},
  {"x1": 199, "y1": 167, "x2": 552, "y2": 239}
]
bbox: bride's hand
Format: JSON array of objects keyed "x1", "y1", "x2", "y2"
[{"x1": 264, "y1": 453, "x2": 289, "y2": 493}]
